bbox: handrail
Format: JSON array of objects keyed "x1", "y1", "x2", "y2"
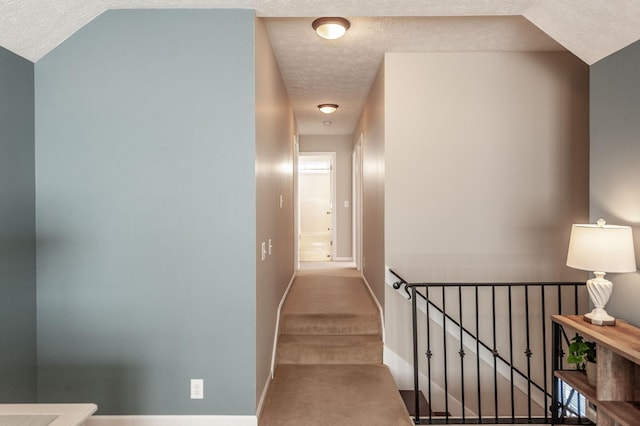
[
  {"x1": 391, "y1": 268, "x2": 581, "y2": 292},
  {"x1": 389, "y1": 269, "x2": 552, "y2": 400},
  {"x1": 388, "y1": 268, "x2": 585, "y2": 424}
]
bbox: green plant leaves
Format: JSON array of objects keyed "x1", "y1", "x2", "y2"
[{"x1": 568, "y1": 334, "x2": 597, "y2": 371}]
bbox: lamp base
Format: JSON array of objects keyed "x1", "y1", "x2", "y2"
[
  {"x1": 583, "y1": 273, "x2": 616, "y2": 326},
  {"x1": 583, "y1": 308, "x2": 616, "y2": 326}
]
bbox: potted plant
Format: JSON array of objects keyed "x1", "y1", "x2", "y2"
[{"x1": 568, "y1": 334, "x2": 597, "y2": 386}]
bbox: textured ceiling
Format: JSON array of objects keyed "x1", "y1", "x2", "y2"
[
  {"x1": 265, "y1": 16, "x2": 564, "y2": 134},
  {"x1": 1, "y1": 0, "x2": 640, "y2": 135}
]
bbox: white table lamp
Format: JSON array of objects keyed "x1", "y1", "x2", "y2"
[{"x1": 567, "y1": 218, "x2": 636, "y2": 326}]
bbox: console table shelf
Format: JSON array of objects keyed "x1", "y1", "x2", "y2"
[
  {"x1": 552, "y1": 315, "x2": 640, "y2": 426},
  {"x1": 554, "y1": 370, "x2": 640, "y2": 425}
]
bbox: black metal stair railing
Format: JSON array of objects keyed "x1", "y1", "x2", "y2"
[
  {"x1": 551, "y1": 322, "x2": 595, "y2": 424},
  {"x1": 389, "y1": 268, "x2": 587, "y2": 425}
]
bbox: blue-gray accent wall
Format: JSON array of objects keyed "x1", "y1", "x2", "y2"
[
  {"x1": 590, "y1": 39, "x2": 640, "y2": 327},
  {"x1": 0, "y1": 46, "x2": 36, "y2": 402},
  {"x1": 35, "y1": 9, "x2": 257, "y2": 414}
]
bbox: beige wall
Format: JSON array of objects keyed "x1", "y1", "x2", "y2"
[
  {"x1": 382, "y1": 51, "x2": 590, "y2": 378},
  {"x1": 384, "y1": 52, "x2": 589, "y2": 284},
  {"x1": 254, "y1": 17, "x2": 296, "y2": 405},
  {"x1": 354, "y1": 60, "x2": 386, "y2": 306},
  {"x1": 299, "y1": 135, "x2": 353, "y2": 259}
]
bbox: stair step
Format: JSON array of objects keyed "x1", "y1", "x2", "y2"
[
  {"x1": 279, "y1": 313, "x2": 381, "y2": 335},
  {"x1": 277, "y1": 334, "x2": 383, "y2": 365},
  {"x1": 260, "y1": 364, "x2": 413, "y2": 426}
]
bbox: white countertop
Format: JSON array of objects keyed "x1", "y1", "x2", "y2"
[{"x1": 0, "y1": 404, "x2": 97, "y2": 426}]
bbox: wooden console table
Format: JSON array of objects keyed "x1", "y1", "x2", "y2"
[
  {"x1": 0, "y1": 403, "x2": 97, "y2": 426},
  {"x1": 552, "y1": 314, "x2": 640, "y2": 425}
]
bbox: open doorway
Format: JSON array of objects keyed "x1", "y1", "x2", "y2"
[
  {"x1": 353, "y1": 135, "x2": 363, "y2": 271},
  {"x1": 298, "y1": 153, "x2": 336, "y2": 262}
]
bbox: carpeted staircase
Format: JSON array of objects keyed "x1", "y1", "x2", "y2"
[{"x1": 259, "y1": 267, "x2": 413, "y2": 426}]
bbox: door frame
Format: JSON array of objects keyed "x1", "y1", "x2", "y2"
[
  {"x1": 297, "y1": 151, "x2": 337, "y2": 263},
  {"x1": 293, "y1": 135, "x2": 300, "y2": 269},
  {"x1": 353, "y1": 134, "x2": 363, "y2": 270}
]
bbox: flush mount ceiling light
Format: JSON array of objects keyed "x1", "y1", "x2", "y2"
[
  {"x1": 312, "y1": 17, "x2": 350, "y2": 40},
  {"x1": 318, "y1": 103, "x2": 339, "y2": 114}
]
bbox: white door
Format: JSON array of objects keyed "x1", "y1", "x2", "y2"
[{"x1": 298, "y1": 154, "x2": 334, "y2": 262}]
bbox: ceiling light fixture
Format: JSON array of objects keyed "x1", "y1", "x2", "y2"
[
  {"x1": 318, "y1": 103, "x2": 339, "y2": 114},
  {"x1": 312, "y1": 17, "x2": 350, "y2": 40}
]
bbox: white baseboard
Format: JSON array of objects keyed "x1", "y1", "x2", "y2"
[
  {"x1": 384, "y1": 268, "x2": 547, "y2": 412},
  {"x1": 384, "y1": 346, "x2": 468, "y2": 417},
  {"x1": 360, "y1": 273, "x2": 385, "y2": 343},
  {"x1": 269, "y1": 272, "x2": 296, "y2": 379},
  {"x1": 86, "y1": 416, "x2": 257, "y2": 426},
  {"x1": 256, "y1": 366, "x2": 272, "y2": 421}
]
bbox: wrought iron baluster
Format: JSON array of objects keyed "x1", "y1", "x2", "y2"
[
  {"x1": 541, "y1": 285, "x2": 549, "y2": 423},
  {"x1": 458, "y1": 285, "x2": 466, "y2": 423},
  {"x1": 525, "y1": 285, "x2": 533, "y2": 421},
  {"x1": 411, "y1": 286, "x2": 420, "y2": 423},
  {"x1": 426, "y1": 284, "x2": 433, "y2": 424},
  {"x1": 475, "y1": 286, "x2": 481, "y2": 422},
  {"x1": 508, "y1": 286, "x2": 515, "y2": 422},
  {"x1": 492, "y1": 285, "x2": 498, "y2": 422},
  {"x1": 385, "y1": 269, "x2": 587, "y2": 425},
  {"x1": 551, "y1": 321, "x2": 561, "y2": 424},
  {"x1": 442, "y1": 286, "x2": 449, "y2": 422}
]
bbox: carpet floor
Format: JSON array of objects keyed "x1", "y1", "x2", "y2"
[{"x1": 259, "y1": 267, "x2": 413, "y2": 426}]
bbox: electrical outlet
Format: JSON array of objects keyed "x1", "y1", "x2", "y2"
[{"x1": 190, "y1": 379, "x2": 204, "y2": 399}]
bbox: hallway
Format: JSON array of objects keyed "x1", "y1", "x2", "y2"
[{"x1": 259, "y1": 266, "x2": 412, "y2": 426}]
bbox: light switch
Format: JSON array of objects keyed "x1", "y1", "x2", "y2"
[
  {"x1": 344, "y1": 200, "x2": 349, "y2": 208},
  {"x1": 261, "y1": 242, "x2": 266, "y2": 261}
]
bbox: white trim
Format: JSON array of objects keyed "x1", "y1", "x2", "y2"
[
  {"x1": 332, "y1": 257, "x2": 353, "y2": 262},
  {"x1": 293, "y1": 135, "x2": 299, "y2": 270},
  {"x1": 384, "y1": 267, "x2": 546, "y2": 412},
  {"x1": 259, "y1": 271, "x2": 298, "y2": 420},
  {"x1": 256, "y1": 367, "x2": 271, "y2": 421},
  {"x1": 269, "y1": 272, "x2": 296, "y2": 379},
  {"x1": 384, "y1": 347, "x2": 470, "y2": 417},
  {"x1": 352, "y1": 145, "x2": 357, "y2": 269},
  {"x1": 357, "y1": 135, "x2": 363, "y2": 271},
  {"x1": 259, "y1": 271, "x2": 296, "y2": 419},
  {"x1": 352, "y1": 136, "x2": 363, "y2": 271},
  {"x1": 86, "y1": 416, "x2": 257, "y2": 426},
  {"x1": 298, "y1": 151, "x2": 336, "y2": 261},
  {"x1": 360, "y1": 273, "x2": 385, "y2": 344}
]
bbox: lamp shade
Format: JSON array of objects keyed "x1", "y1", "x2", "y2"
[{"x1": 567, "y1": 219, "x2": 636, "y2": 273}]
